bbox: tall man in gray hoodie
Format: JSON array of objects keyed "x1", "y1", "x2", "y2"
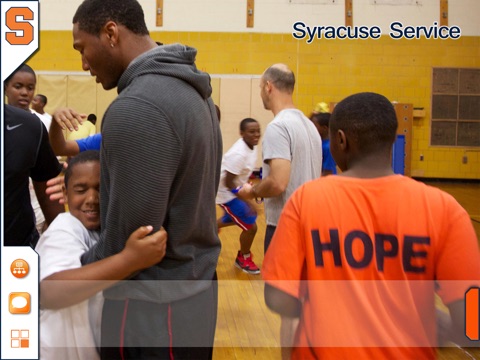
[{"x1": 63, "y1": 0, "x2": 222, "y2": 358}]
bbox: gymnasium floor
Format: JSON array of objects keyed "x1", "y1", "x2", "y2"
[{"x1": 212, "y1": 180, "x2": 480, "y2": 360}]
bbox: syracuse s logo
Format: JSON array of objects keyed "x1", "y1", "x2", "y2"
[{"x1": 5, "y1": 7, "x2": 34, "y2": 45}]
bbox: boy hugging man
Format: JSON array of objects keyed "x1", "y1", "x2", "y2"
[{"x1": 36, "y1": 151, "x2": 167, "y2": 360}]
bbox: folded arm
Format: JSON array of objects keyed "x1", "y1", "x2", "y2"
[{"x1": 41, "y1": 226, "x2": 167, "y2": 309}]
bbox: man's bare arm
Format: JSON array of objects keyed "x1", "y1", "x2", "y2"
[
  {"x1": 265, "y1": 284, "x2": 301, "y2": 360},
  {"x1": 238, "y1": 158, "x2": 291, "y2": 200}
]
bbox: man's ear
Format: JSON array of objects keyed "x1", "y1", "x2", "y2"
[
  {"x1": 337, "y1": 129, "x2": 347, "y2": 152},
  {"x1": 103, "y1": 21, "x2": 119, "y2": 46},
  {"x1": 266, "y1": 80, "x2": 274, "y2": 94},
  {"x1": 332, "y1": 129, "x2": 347, "y2": 150}
]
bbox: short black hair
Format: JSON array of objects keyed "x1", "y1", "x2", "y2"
[
  {"x1": 310, "y1": 112, "x2": 331, "y2": 127},
  {"x1": 64, "y1": 150, "x2": 100, "y2": 189},
  {"x1": 5, "y1": 64, "x2": 36, "y2": 85},
  {"x1": 330, "y1": 92, "x2": 398, "y2": 154},
  {"x1": 87, "y1": 113, "x2": 97, "y2": 125},
  {"x1": 36, "y1": 94, "x2": 47, "y2": 105},
  {"x1": 73, "y1": 0, "x2": 149, "y2": 36},
  {"x1": 263, "y1": 66, "x2": 295, "y2": 94},
  {"x1": 240, "y1": 118, "x2": 258, "y2": 131}
]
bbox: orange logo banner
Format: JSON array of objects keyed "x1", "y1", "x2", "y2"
[
  {"x1": 5, "y1": 7, "x2": 34, "y2": 45},
  {"x1": 466, "y1": 287, "x2": 480, "y2": 340}
]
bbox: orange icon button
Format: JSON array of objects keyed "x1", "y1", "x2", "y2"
[
  {"x1": 10, "y1": 259, "x2": 29, "y2": 279},
  {"x1": 9, "y1": 293, "x2": 31, "y2": 314},
  {"x1": 11, "y1": 329, "x2": 30, "y2": 348}
]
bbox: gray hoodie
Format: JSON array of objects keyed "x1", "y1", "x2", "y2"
[{"x1": 82, "y1": 44, "x2": 222, "y2": 303}]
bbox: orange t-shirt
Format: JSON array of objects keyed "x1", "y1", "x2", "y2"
[{"x1": 262, "y1": 175, "x2": 480, "y2": 360}]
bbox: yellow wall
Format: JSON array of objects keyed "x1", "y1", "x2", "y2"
[{"x1": 29, "y1": 31, "x2": 480, "y2": 179}]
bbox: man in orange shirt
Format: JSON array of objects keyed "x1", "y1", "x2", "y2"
[{"x1": 262, "y1": 92, "x2": 480, "y2": 359}]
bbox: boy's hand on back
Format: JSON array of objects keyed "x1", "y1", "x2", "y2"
[
  {"x1": 45, "y1": 172, "x2": 66, "y2": 204},
  {"x1": 122, "y1": 226, "x2": 167, "y2": 271}
]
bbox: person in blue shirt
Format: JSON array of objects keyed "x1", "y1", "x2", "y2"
[
  {"x1": 310, "y1": 111, "x2": 337, "y2": 176},
  {"x1": 49, "y1": 108, "x2": 101, "y2": 156}
]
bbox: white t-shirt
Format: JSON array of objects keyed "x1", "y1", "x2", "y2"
[
  {"x1": 29, "y1": 178, "x2": 45, "y2": 232},
  {"x1": 216, "y1": 138, "x2": 258, "y2": 204},
  {"x1": 36, "y1": 213, "x2": 102, "y2": 360},
  {"x1": 31, "y1": 109, "x2": 52, "y2": 132}
]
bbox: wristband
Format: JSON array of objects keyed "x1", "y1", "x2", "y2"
[{"x1": 230, "y1": 186, "x2": 242, "y2": 194}]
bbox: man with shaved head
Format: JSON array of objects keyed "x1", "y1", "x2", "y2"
[
  {"x1": 240, "y1": 63, "x2": 322, "y2": 252},
  {"x1": 239, "y1": 63, "x2": 321, "y2": 357}
]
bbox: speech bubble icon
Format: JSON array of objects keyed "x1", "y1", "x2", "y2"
[
  {"x1": 9, "y1": 293, "x2": 31, "y2": 314},
  {"x1": 12, "y1": 296, "x2": 28, "y2": 309}
]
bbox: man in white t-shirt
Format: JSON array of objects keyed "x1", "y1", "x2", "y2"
[
  {"x1": 239, "y1": 63, "x2": 322, "y2": 252},
  {"x1": 216, "y1": 118, "x2": 261, "y2": 274},
  {"x1": 237, "y1": 62, "x2": 322, "y2": 360},
  {"x1": 31, "y1": 94, "x2": 52, "y2": 131}
]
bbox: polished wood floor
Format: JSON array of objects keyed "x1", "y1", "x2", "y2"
[{"x1": 212, "y1": 180, "x2": 480, "y2": 359}]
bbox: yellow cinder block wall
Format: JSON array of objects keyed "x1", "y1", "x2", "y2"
[{"x1": 29, "y1": 31, "x2": 480, "y2": 180}]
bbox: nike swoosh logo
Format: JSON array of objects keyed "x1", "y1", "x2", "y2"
[{"x1": 6, "y1": 124, "x2": 23, "y2": 130}]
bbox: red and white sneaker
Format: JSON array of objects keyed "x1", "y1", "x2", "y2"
[{"x1": 235, "y1": 251, "x2": 260, "y2": 275}]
